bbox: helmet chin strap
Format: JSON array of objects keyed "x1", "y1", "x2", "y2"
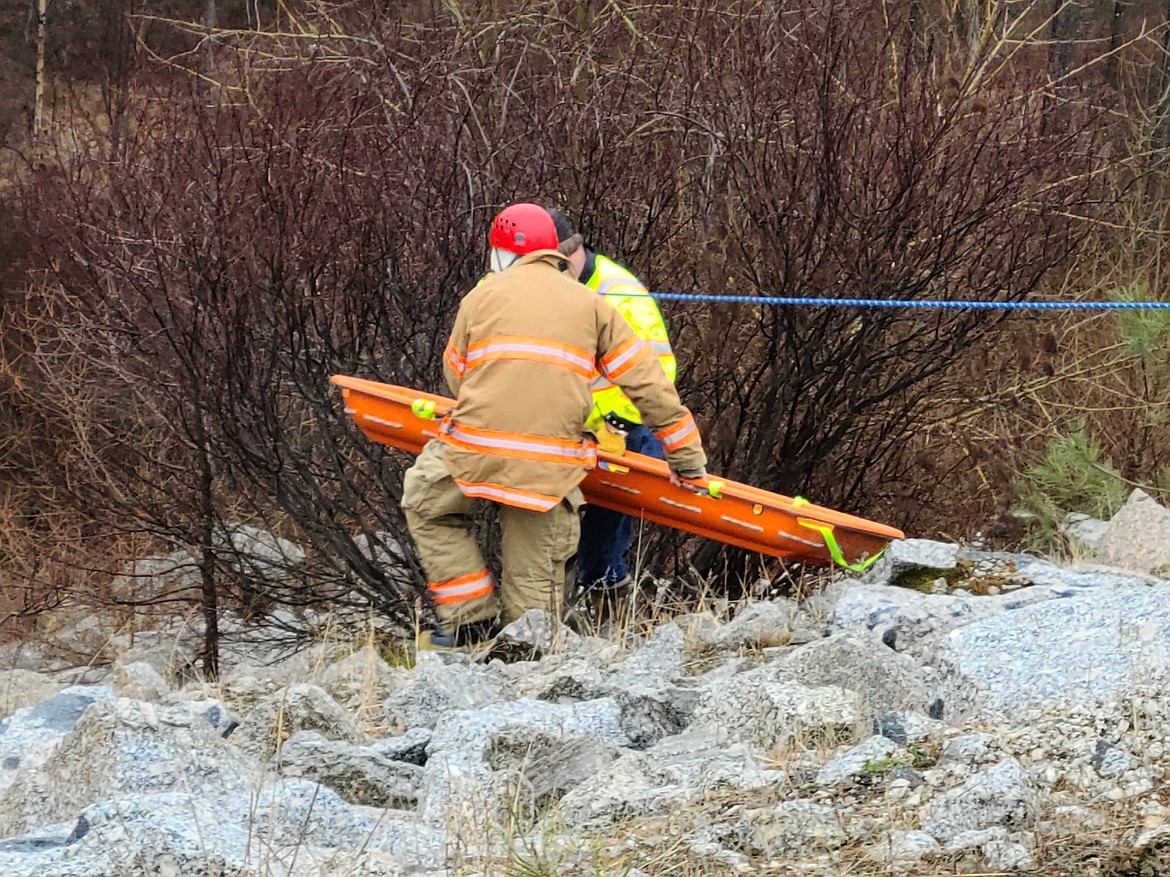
[{"x1": 490, "y1": 248, "x2": 521, "y2": 273}]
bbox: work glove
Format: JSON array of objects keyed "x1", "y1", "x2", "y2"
[{"x1": 669, "y1": 465, "x2": 707, "y2": 491}]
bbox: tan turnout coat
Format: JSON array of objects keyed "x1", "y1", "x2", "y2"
[{"x1": 437, "y1": 249, "x2": 706, "y2": 511}]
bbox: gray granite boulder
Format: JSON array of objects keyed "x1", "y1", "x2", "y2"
[
  {"x1": 832, "y1": 585, "x2": 1032, "y2": 660},
  {"x1": 1062, "y1": 513, "x2": 1109, "y2": 554},
  {"x1": 816, "y1": 735, "x2": 899, "y2": 786},
  {"x1": 216, "y1": 521, "x2": 306, "y2": 581},
  {"x1": 1098, "y1": 489, "x2": 1170, "y2": 575},
  {"x1": 936, "y1": 584, "x2": 1170, "y2": 720},
  {"x1": 0, "y1": 781, "x2": 447, "y2": 877},
  {"x1": 316, "y1": 645, "x2": 405, "y2": 710},
  {"x1": 382, "y1": 659, "x2": 514, "y2": 734},
  {"x1": 370, "y1": 727, "x2": 431, "y2": 765},
  {"x1": 691, "y1": 669, "x2": 863, "y2": 751},
  {"x1": 112, "y1": 661, "x2": 170, "y2": 702},
  {"x1": 277, "y1": 730, "x2": 422, "y2": 808},
  {"x1": 712, "y1": 600, "x2": 798, "y2": 650},
  {"x1": 771, "y1": 631, "x2": 929, "y2": 719},
  {"x1": 0, "y1": 687, "x2": 115, "y2": 800},
  {"x1": 741, "y1": 799, "x2": 847, "y2": 855},
  {"x1": 232, "y1": 683, "x2": 364, "y2": 759},
  {"x1": 869, "y1": 829, "x2": 940, "y2": 863},
  {"x1": 0, "y1": 697, "x2": 254, "y2": 836},
  {"x1": 921, "y1": 758, "x2": 1040, "y2": 841},
  {"x1": 647, "y1": 729, "x2": 786, "y2": 792},
  {"x1": 419, "y1": 696, "x2": 629, "y2": 826},
  {"x1": 487, "y1": 609, "x2": 580, "y2": 663},
  {"x1": 883, "y1": 538, "x2": 961, "y2": 578},
  {"x1": 552, "y1": 751, "x2": 693, "y2": 829},
  {"x1": 604, "y1": 621, "x2": 687, "y2": 688},
  {"x1": 486, "y1": 725, "x2": 620, "y2": 819}
]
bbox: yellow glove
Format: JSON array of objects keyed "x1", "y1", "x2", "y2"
[{"x1": 594, "y1": 421, "x2": 627, "y2": 455}]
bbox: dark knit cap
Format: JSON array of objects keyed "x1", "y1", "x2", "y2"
[
  {"x1": 547, "y1": 208, "x2": 584, "y2": 255},
  {"x1": 547, "y1": 208, "x2": 575, "y2": 243}
]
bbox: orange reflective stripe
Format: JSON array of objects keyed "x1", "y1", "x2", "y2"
[
  {"x1": 428, "y1": 568, "x2": 494, "y2": 604},
  {"x1": 439, "y1": 420, "x2": 597, "y2": 467},
  {"x1": 445, "y1": 343, "x2": 466, "y2": 377},
  {"x1": 656, "y1": 413, "x2": 699, "y2": 451},
  {"x1": 465, "y1": 335, "x2": 594, "y2": 378},
  {"x1": 455, "y1": 480, "x2": 560, "y2": 511},
  {"x1": 600, "y1": 337, "x2": 650, "y2": 380}
]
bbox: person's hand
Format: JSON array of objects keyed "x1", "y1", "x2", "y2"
[{"x1": 669, "y1": 466, "x2": 707, "y2": 492}]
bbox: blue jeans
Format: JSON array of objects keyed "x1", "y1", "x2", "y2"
[{"x1": 578, "y1": 424, "x2": 665, "y2": 586}]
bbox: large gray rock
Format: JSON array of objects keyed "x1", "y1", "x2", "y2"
[
  {"x1": 874, "y1": 710, "x2": 945, "y2": 745},
  {"x1": 112, "y1": 661, "x2": 170, "y2": 702},
  {"x1": 884, "y1": 538, "x2": 961, "y2": 577},
  {"x1": 232, "y1": 683, "x2": 363, "y2": 759},
  {"x1": 1062, "y1": 513, "x2": 1109, "y2": 554},
  {"x1": 648, "y1": 730, "x2": 786, "y2": 792},
  {"x1": 832, "y1": 585, "x2": 1032, "y2": 660},
  {"x1": 486, "y1": 726, "x2": 620, "y2": 818},
  {"x1": 868, "y1": 829, "x2": 940, "y2": 864},
  {"x1": 613, "y1": 687, "x2": 693, "y2": 750},
  {"x1": 921, "y1": 758, "x2": 1040, "y2": 841},
  {"x1": 487, "y1": 609, "x2": 580, "y2": 663},
  {"x1": 426, "y1": 697, "x2": 629, "y2": 758},
  {"x1": 528, "y1": 658, "x2": 609, "y2": 703},
  {"x1": 115, "y1": 624, "x2": 202, "y2": 683},
  {"x1": 691, "y1": 669, "x2": 863, "y2": 751},
  {"x1": 815, "y1": 735, "x2": 898, "y2": 786},
  {"x1": 370, "y1": 727, "x2": 431, "y2": 765},
  {"x1": 741, "y1": 799, "x2": 847, "y2": 855},
  {"x1": 34, "y1": 608, "x2": 119, "y2": 666},
  {"x1": 0, "y1": 697, "x2": 253, "y2": 836},
  {"x1": 1098, "y1": 489, "x2": 1170, "y2": 575},
  {"x1": 772, "y1": 631, "x2": 928, "y2": 719},
  {"x1": 109, "y1": 551, "x2": 200, "y2": 606},
  {"x1": 352, "y1": 530, "x2": 415, "y2": 590},
  {"x1": 712, "y1": 600, "x2": 798, "y2": 650},
  {"x1": 216, "y1": 521, "x2": 306, "y2": 581},
  {"x1": 0, "y1": 781, "x2": 447, "y2": 877},
  {"x1": 552, "y1": 752, "x2": 693, "y2": 829},
  {"x1": 831, "y1": 560, "x2": 1152, "y2": 661},
  {"x1": 278, "y1": 730, "x2": 422, "y2": 808},
  {"x1": 419, "y1": 697, "x2": 629, "y2": 826},
  {"x1": 0, "y1": 687, "x2": 115, "y2": 800},
  {"x1": 316, "y1": 645, "x2": 405, "y2": 711},
  {"x1": 382, "y1": 660, "x2": 514, "y2": 734},
  {"x1": 605, "y1": 621, "x2": 687, "y2": 688},
  {"x1": 937, "y1": 584, "x2": 1170, "y2": 720}
]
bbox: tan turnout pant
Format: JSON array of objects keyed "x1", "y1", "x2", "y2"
[{"x1": 401, "y1": 441, "x2": 582, "y2": 627}]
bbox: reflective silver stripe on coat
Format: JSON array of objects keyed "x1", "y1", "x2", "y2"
[
  {"x1": 465, "y1": 341, "x2": 594, "y2": 373},
  {"x1": 443, "y1": 423, "x2": 595, "y2": 462}
]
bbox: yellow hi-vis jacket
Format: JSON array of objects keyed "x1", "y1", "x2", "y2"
[{"x1": 584, "y1": 254, "x2": 676, "y2": 433}]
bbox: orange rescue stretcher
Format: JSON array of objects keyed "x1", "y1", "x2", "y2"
[{"x1": 332, "y1": 375, "x2": 904, "y2": 570}]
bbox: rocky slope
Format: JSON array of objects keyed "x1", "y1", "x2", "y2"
[{"x1": 2, "y1": 489, "x2": 1170, "y2": 875}]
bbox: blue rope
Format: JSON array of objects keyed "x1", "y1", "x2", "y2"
[{"x1": 641, "y1": 292, "x2": 1170, "y2": 310}]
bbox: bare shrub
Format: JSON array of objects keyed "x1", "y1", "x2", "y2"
[{"x1": 13, "y1": 0, "x2": 1110, "y2": 637}]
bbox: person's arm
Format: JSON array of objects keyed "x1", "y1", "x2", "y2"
[
  {"x1": 442, "y1": 303, "x2": 469, "y2": 396},
  {"x1": 595, "y1": 300, "x2": 706, "y2": 474}
]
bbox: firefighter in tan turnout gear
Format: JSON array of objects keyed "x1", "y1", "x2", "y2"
[{"x1": 402, "y1": 203, "x2": 708, "y2": 649}]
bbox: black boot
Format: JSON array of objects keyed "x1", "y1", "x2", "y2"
[{"x1": 419, "y1": 618, "x2": 499, "y2": 652}]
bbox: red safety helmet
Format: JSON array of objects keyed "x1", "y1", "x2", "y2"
[{"x1": 488, "y1": 203, "x2": 559, "y2": 255}]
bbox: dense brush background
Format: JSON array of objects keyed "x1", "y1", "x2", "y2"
[{"x1": 2, "y1": 0, "x2": 1170, "y2": 665}]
